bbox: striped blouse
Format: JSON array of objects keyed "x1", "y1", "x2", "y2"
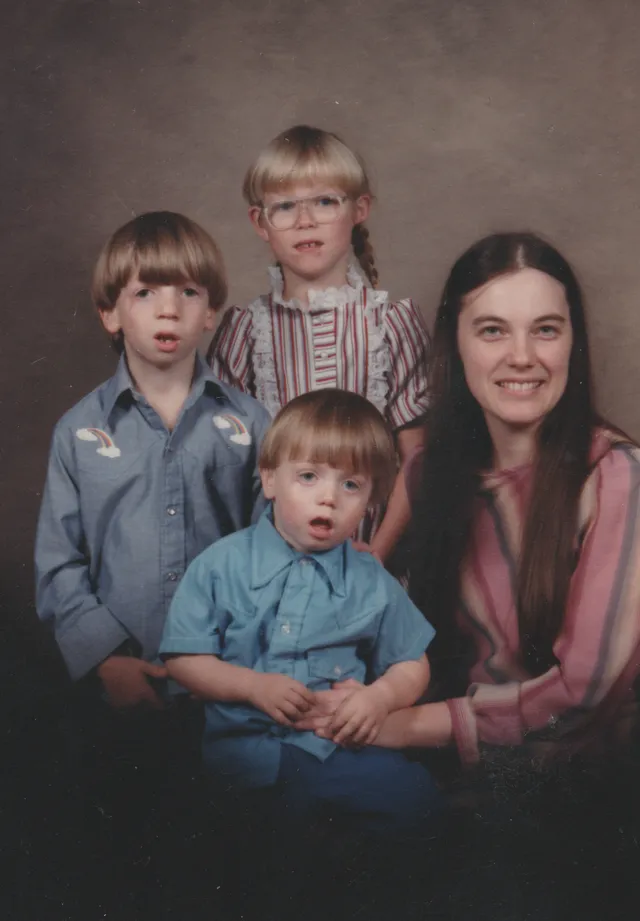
[
  {"x1": 414, "y1": 431, "x2": 640, "y2": 765},
  {"x1": 208, "y1": 264, "x2": 430, "y2": 429}
]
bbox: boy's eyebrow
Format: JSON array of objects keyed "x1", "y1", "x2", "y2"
[{"x1": 471, "y1": 313, "x2": 568, "y2": 327}]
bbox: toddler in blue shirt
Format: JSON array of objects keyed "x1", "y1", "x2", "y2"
[{"x1": 160, "y1": 389, "x2": 439, "y2": 828}]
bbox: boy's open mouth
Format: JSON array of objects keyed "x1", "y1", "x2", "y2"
[
  {"x1": 309, "y1": 516, "x2": 332, "y2": 533},
  {"x1": 155, "y1": 332, "x2": 180, "y2": 352}
]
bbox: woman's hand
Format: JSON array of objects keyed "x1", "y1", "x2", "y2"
[{"x1": 350, "y1": 540, "x2": 382, "y2": 561}]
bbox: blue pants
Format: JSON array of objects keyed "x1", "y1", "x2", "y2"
[{"x1": 275, "y1": 744, "x2": 443, "y2": 831}]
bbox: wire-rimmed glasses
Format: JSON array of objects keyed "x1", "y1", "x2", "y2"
[{"x1": 262, "y1": 193, "x2": 350, "y2": 230}]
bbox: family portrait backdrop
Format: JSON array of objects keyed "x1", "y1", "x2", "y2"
[{"x1": 2, "y1": 0, "x2": 640, "y2": 917}]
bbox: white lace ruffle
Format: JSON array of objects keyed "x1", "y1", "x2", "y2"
[
  {"x1": 365, "y1": 306, "x2": 391, "y2": 418},
  {"x1": 249, "y1": 295, "x2": 282, "y2": 418},
  {"x1": 249, "y1": 263, "x2": 391, "y2": 418},
  {"x1": 267, "y1": 262, "x2": 387, "y2": 312}
]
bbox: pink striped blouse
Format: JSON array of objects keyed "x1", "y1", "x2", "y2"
[
  {"x1": 414, "y1": 431, "x2": 640, "y2": 765},
  {"x1": 208, "y1": 264, "x2": 430, "y2": 429}
]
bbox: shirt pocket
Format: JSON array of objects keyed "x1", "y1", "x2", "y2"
[{"x1": 306, "y1": 647, "x2": 366, "y2": 687}]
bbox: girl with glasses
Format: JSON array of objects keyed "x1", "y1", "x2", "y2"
[{"x1": 209, "y1": 125, "x2": 431, "y2": 565}]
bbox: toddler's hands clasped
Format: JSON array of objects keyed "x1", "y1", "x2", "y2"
[
  {"x1": 248, "y1": 674, "x2": 389, "y2": 746},
  {"x1": 249, "y1": 672, "x2": 315, "y2": 726}
]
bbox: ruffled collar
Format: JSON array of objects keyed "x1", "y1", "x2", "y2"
[{"x1": 267, "y1": 261, "x2": 387, "y2": 311}]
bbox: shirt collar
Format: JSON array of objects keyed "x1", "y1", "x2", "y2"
[
  {"x1": 250, "y1": 506, "x2": 347, "y2": 597},
  {"x1": 103, "y1": 351, "x2": 226, "y2": 422}
]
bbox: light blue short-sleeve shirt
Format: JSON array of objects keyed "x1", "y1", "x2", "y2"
[{"x1": 160, "y1": 509, "x2": 435, "y2": 788}]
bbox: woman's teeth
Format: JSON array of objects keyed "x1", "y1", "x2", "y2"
[{"x1": 498, "y1": 381, "x2": 542, "y2": 392}]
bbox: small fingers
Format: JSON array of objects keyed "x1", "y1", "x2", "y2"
[
  {"x1": 365, "y1": 726, "x2": 380, "y2": 745},
  {"x1": 333, "y1": 715, "x2": 366, "y2": 746},
  {"x1": 270, "y1": 708, "x2": 294, "y2": 727},
  {"x1": 288, "y1": 688, "x2": 313, "y2": 712},
  {"x1": 351, "y1": 719, "x2": 376, "y2": 747},
  {"x1": 278, "y1": 698, "x2": 305, "y2": 720}
]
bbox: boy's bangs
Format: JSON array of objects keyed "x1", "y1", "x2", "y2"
[
  {"x1": 133, "y1": 236, "x2": 209, "y2": 288},
  {"x1": 284, "y1": 424, "x2": 374, "y2": 478}
]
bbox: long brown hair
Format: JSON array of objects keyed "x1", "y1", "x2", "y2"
[{"x1": 411, "y1": 232, "x2": 595, "y2": 682}]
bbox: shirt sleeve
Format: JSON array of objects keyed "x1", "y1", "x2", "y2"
[
  {"x1": 208, "y1": 305, "x2": 255, "y2": 394},
  {"x1": 383, "y1": 298, "x2": 431, "y2": 430},
  {"x1": 371, "y1": 569, "x2": 436, "y2": 677},
  {"x1": 34, "y1": 427, "x2": 131, "y2": 680},
  {"x1": 448, "y1": 446, "x2": 640, "y2": 764},
  {"x1": 158, "y1": 550, "x2": 227, "y2": 657}
]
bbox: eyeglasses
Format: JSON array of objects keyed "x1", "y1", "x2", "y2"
[{"x1": 262, "y1": 194, "x2": 350, "y2": 231}]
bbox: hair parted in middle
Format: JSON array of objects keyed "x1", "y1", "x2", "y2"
[
  {"x1": 411, "y1": 231, "x2": 598, "y2": 682},
  {"x1": 92, "y1": 211, "x2": 228, "y2": 353},
  {"x1": 259, "y1": 389, "x2": 397, "y2": 506},
  {"x1": 243, "y1": 124, "x2": 379, "y2": 288}
]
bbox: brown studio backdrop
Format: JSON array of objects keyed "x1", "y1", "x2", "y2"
[{"x1": 2, "y1": 0, "x2": 640, "y2": 668}]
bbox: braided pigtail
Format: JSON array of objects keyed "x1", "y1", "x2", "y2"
[{"x1": 352, "y1": 223, "x2": 379, "y2": 289}]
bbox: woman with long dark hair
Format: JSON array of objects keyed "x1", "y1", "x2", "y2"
[{"x1": 301, "y1": 232, "x2": 640, "y2": 766}]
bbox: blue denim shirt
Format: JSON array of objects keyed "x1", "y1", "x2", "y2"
[
  {"x1": 159, "y1": 508, "x2": 435, "y2": 788},
  {"x1": 35, "y1": 353, "x2": 270, "y2": 681}
]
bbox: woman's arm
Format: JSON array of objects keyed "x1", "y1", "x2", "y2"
[
  {"x1": 450, "y1": 445, "x2": 640, "y2": 764},
  {"x1": 369, "y1": 425, "x2": 424, "y2": 562},
  {"x1": 374, "y1": 701, "x2": 453, "y2": 749},
  {"x1": 296, "y1": 683, "x2": 453, "y2": 748}
]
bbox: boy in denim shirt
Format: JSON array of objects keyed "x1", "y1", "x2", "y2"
[
  {"x1": 160, "y1": 390, "x2": 439, "y2": 828},
  {"x1": 36, "y1": 211, "x2": 269, "y2": 708}
]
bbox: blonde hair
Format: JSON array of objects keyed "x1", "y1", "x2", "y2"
[
  {"x1": 92, "y1": 211, "x2": 228, "y2": 352},
  {"x1": 259, "y1": 389, "x2": 397, "y2": 505},
  {"x1": 243, "y1": 125, "x2": 379, "y2": 288}
]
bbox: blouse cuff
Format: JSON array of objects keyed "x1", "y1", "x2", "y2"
[{"x1": 447, "y1": 696, "x2": 480, "y2": 766}]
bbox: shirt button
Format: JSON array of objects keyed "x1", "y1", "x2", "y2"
[
  {"x1": 333, "y1": 666, "x2": 342, "y2": 676},
  {"x1": 166, "y1": 506, "x2": 177, "y2": 516},
  {"x1": 281, "y1": 623, "x2": 291, "y2": 634},
  {"x1": 167, "y1": 571, "x2": 178, "y2": 582}
]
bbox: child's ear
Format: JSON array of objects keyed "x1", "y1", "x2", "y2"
[
  {"x1": 353, "y1": 194, "x2": 371, "y2": 225},
  {"x1": 99, "y1": 306, "x2": 122, "y2": 336},
  {"x1": 248, "y1": 206, "x2": 270, "y2": 242},
  {"x1": 260, "y1": 467, "x2": 276, "y2": 500}
]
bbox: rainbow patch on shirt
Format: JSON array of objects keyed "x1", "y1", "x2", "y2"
[
  {"x1": 75, "y1": 427, "x2": 122, "y2": 458},
  {"x1": 212, "y1": 414, "x2": 252, "y2": 446}
]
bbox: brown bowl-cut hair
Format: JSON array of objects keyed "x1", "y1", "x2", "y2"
[
  {"x1": 92, "y1": 211, "x2": 228, "y2": 353},
  {"x1": 259, "y1": 389, "x2": 397, "y2": 506}
]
